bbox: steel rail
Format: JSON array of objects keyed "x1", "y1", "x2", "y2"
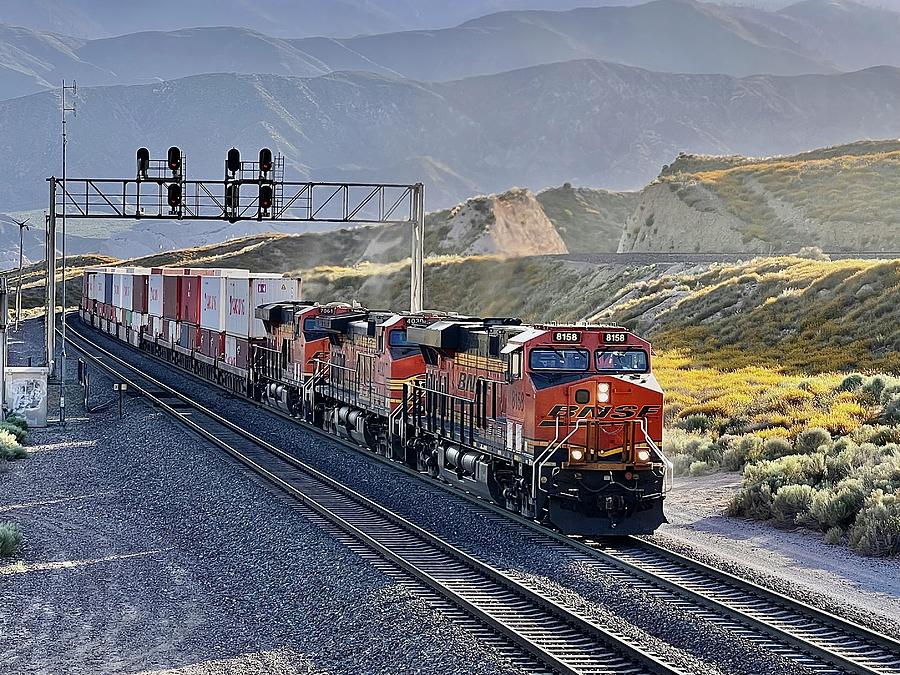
[
  {"x1": 68, "y1": 317, "x2": 900, "y2": 675},
  {"x1": 64, "y1": 323, "x2": 681, "y2": 675}
]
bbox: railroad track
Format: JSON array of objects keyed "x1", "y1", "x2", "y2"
[
  {"x1": 64, "y1": 323, "x2": 681, "y2": 675},
  {"x1": 66, "y1": 319, "x2": 900, "y2": 675}
]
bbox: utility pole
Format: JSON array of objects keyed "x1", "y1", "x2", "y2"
[
  {"x1": 11, "y1": 217, "x2": 29, "y2": 332},
  {"x1": 59, "y1": 79, "x2": 76, "y2": 425},
  {"x1": 0, "y1": 276, "x2": 8, "y2": 422}
]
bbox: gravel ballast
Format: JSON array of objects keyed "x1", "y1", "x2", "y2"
[
  {"x1": 70, "y1": 320, "x2": 871, "y2": 675},
  {"x1": 0, "y1": 319, "x2": 530, "y2": 675}
]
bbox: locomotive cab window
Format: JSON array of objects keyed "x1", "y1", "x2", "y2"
[
  {"x1": 302, "y1": 317, "x2": 328, "y2": 338},
  {"x1": 389, "y1": 329, "x2": 418, "y2": 358},
  {"x1": 529, "y1": 348, "x2": 590, "y2": 371},
  {"x1": 595, "y1": 349, "x2": 649, "y2": 373}
]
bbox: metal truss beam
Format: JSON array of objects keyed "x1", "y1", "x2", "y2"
[{"x1": 51, "y1": 178, "x2": 421, "y2": 224}]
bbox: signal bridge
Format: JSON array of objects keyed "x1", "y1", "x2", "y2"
[{"x1": 45, "y1": 146, "x2": 426, "y2": 372}]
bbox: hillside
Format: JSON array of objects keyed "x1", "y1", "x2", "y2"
[
  {"x1": 0, "y1": 0, "x2": 838, "y2": 99},
  {"x1": 537, "y1": 184, "x2": 638, "y2": 253},
  {"x1": 619, "y1": 140, "x2": 900, "y2": 253}
]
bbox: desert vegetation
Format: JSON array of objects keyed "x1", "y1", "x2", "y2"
[{"x1": 0, "y1": 415, "x2": 28, "y2": 462}]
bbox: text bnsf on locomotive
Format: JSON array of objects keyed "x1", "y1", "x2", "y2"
[{"x1": 80, "y1": 266, "x2": 673, "y2": 535}]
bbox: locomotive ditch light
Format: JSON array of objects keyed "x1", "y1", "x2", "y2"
[
  {"x1": 598, "y1": 382, "x2": 610, "y2": 403},
  {"x1": 259, "y1": 147, "x2": 273, "y2": 175},
  {"x1": 570, "y1": 449, "x2": 585, "y2": 462},
  {"x1": 167, "y1": 146, "x2": 182, "y2": 176},
  {"x1": 136, "y1": 147, "x2": 150, "y2": 180},
  {"x1": 637, "y1": 449, "x2": 651, "y2": 462},
  {"x1": 227, "y1": 147, "x2": 241, "y2": 176}
]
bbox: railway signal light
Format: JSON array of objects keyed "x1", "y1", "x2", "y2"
[
  {"x1": 225, "y1": 182, "x2": 239, "y2": 222},
  {"x1": 167, "y1": 146, "x2": 182, "y2": 176},
  {"x1": 259, "y1": 148, "x2": 273, "y2": 175},
  {"x1": 259, "y1": 184, "x2": 273, "y2": 214},
  {"x1": 227, "y1": 147, "x2": 241, "y2": 176},
  {"x1": 167, "y1": 183, "x2": 182, "y2": 210},
  {"x1": 136, "y1": 147, "x2": 150, "y2": 180}
]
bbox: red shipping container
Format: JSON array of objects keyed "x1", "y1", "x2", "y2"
[
  {"x1": 180, "y1": 276, "x2": 201, "y2": 325},
  {"x1": 199, "y1": 329, "x2": 225, "y2": 359},
  {"x1": 132, "y1": 275, "x2": 149, "y2": 313},
  {"x1": 163, "y1": 276, "x2": 183, "y2": 320}
]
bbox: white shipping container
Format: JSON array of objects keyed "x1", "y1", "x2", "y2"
[
  {"x1": 152, "y1": 316, "x2": 163, "y2": 338},
  {"x1": 92, "y1": 272, "x2": 102, "y2": 301},
  {"x1": 200, "y1": 276, "x2": 228, "y2": 331},
  {"x1": 225, "y1": 277, "x2": 251, "y2": 337},
  {"x1": 131, "y1": 311, "x2": 144, "y2": 331},
  {"x1": 121, "y1": 277, "x2": 133, "y2": 312},
  {"x1": 148, "y1": 274, "x2": 164, "y2": 317},
  {"x1": 112, "y1": 274, "x2": 124, "y2": 308},
  {"x1": 226, "y1": 275, "x2": 301, "y2": 338}
]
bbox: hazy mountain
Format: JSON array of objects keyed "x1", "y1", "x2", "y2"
[
  {"x1": 0, "y1": 0, "x2": 646, "y2": 39},
  {"x1": 776, "y1": 0, "x2": 900, "y2": 71},
  {"x1": 0, "y1": 1, "x2": 838, "y2": 101}
]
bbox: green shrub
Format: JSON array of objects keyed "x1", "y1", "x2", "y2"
[
  {"x1": 0, "y1": 422, "x2": 26, "y2": 443},
  {"x1": 848, "y1": 490, "x2": 900, "y2": 556},
  {"x1": 880, "y1": 393, "x2": 900, "y2": 424},
  {"x1": 825, "y1": 526, "x2": 844, "y2": 545},
  {"x1": 837, "y1": 374, "x2": 864, "y2": 392},
  {"x1": 728, "y1": 482, "x2": 774, "y2": 520},
  {"x1": 0, "y1": 430, "x2": 26, "y2": 461},
  {"x1": 675, "y1": 413, "x2": 716, "y2": 434},
  {"x1": 772, "y1": 484, "x2": 816, "y2": 525},
  {"x1": 795, "y1": 427, "x2": 831, "y2": 454},
  {"x1": 761, "y1": 437, "x2": 794, "y2": 461},
  {"x1": 689, "y1": 460, "x2": 714, "y2": 476},
  {"x1": 671, "y1": 454, "x2": 694, "y2": 476},
  {"x1": 0, "y1": 522, "x2": 21, "y2": 557},
  {"x1": 4, "y1": 414, "x2": 27, "y2": 431},
  {"x1": 808, "y1": 480, "x2": 867, "y2": 530},
  {"x1": 852, "y1": 425, "x2": 900, "y2": 446}
]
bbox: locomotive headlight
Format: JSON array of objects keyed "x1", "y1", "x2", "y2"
[
  {"x1": 637, "y1": 449, "x2": 651, "y2": 462},
  {"x1": 598, "y1": 382, "x2": 610, "y2": 403},
  {"x1": 570, "y1": 449, "x2": 585, "y2": 462}
]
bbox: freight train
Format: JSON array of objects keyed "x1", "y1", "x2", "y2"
[{"x1": 80, "y1": 265, "x2": 672, "y2": 535}]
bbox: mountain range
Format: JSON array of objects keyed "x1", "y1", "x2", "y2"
[
  {"x1": 5, "y1": 59, "x2": 900, "y2": 212},
  {"x1": 7, "y1": 0, "x2": 900, "y2": 101},
  {"x1": 0, "y1": 0, "x2": 835, "y2": 100}
]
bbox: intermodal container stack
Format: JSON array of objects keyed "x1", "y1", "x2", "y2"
[{"x1": 81, "y1": 266, "x2": 301, "y2": 364}]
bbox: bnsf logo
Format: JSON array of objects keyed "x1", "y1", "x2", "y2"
[
  {"x1": 229, "y1": 297, "x2": 246, "y2": 315},
  {"x1": 539, "y1": 404, "x2": 661, "y2": 426}
]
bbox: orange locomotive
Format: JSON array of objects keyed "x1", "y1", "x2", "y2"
[{"x1": 263, "y1": 308, "x2": 672, "y2": 535}]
